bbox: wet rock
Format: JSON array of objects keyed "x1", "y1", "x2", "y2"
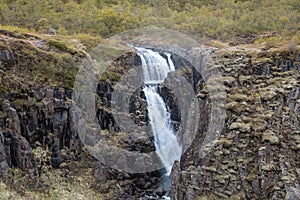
[
  {"x1": 0, "y1": 134, "x2": 9, "y2": 178},
  {"x1": 156, "y1": 187, "x2": 166, "y2": 197},
  {"x1": 202, "y1": 166, "x2": 217, "y2": 172},
  {"x1": 170, "y1": 160, "x2": 180, "y2": 199}
]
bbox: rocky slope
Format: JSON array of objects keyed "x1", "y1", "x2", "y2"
[
  {"x1": 170, "y1": 44, "x2": 300, "y2": 199},
  {"x1": 0, "y1": 29, "x2": 299, "y2": 199},
  {"x1": 0, "y1": 30, "x2": 96, "y2": 198},
  {"x1": 0, "y1": 30, "x2": 167, "y2": 199}
]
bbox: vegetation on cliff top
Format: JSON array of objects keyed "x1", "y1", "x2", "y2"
[
  {"x1": 0, "y1": 0, "x2": 299, "y2": 42},
  {"x1": 0, "y1": 28, "x2": 95, "y2": 91}
]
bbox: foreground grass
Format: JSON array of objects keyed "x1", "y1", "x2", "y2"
[{"x1": 0, "y1": 167, "x2": 103, "y2": 200}]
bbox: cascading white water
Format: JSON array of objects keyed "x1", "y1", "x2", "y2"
[{"x1": 135, "y1": 47, "x2": 182, "y2": 175}]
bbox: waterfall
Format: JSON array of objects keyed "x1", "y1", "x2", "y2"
[{"x1": 135, "y1": 47, "x2": 182, "y2": 176}]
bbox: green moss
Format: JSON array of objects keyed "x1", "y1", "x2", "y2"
[
  {"x1": 13, "y1": 98, "x2": 36, "y2": 107},
  {"x1": 261, "y1": 164, "x2": 276, "y2": 171},
  {"x1": 49, "y1": 40, "x2": 68, "y2": 51},
  {"x1": 0, "y1": 167, "x2": 104, "y2": 200},
  {"x1": 0, "y1": 85, "x2": 8, "y2": 96},
  {"x1": 7, "y1": 39, "x2": 78, "y2": 89},
  {"x1": 217, "y1": 138, "x2": 233, "y2": 147},
  {"x1": 229, "y1": 192, "x2": 246, "y2": 199},
  {"x1": 214, "y1": 175, "x2": 229, "y2": 184},
  {"x1": 0, "y1": 25, "x2": 31, "y2": 35},
  {"x1": 0, "y1": 111, "x2": 6, "y2": 118},
  {"x1": 72, "y1": 34, "x2": 102, "y2": 51},
  {"x1": 35, "y1": 102, "x2": 43, "y2": 107},
  {"x1": 12, "y1": 99, "x2": 28, "y2": 107},
  {"x1": 229, "y1": 122, "x2": 251, "y2": 132},
  {"x1": 228, "y1": 93, "x2": 248, "y2": 102},
  {"x1": 99, "y1": 71, "x2": 121, "y2": 82},
  {"x1": 255, "y1": 36, "x2": 284, "y2": 46},
  {"x1": 49, "y1": 40, "x2": 76, "y2": 54},
  {"x1": 202, "y1": 166, "x2": 217, "y2": 172}
]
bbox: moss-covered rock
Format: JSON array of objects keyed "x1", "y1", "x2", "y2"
[{"x1": 171, "y1": 43, "x2": 300, "y2": 200}]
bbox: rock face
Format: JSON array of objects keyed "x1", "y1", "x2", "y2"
[
  {"x1": 0, "y1": 31, "x2": 82, "y2": 182},
  {"x1": 170, "y1": 45, "x2": 300, "y2": 199},
  {"x1": 0, "y1": 32, "x2": 168, "y2": 198},
  {"x1": 1, "y1": 130, "x2": 37, "y2": 176},
  {"x1": 0, "y1": 133, "x2": 9, "y2": 178},
  {"x1": 0, "y1": 87, "x2": 81, "y2": 176}
]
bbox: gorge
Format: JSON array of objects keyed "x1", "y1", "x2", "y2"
[{"x1": 0, "y1": 30, "x2": 299, "y2": 199}]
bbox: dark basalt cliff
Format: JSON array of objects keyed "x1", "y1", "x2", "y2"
[
  {"x1": 171, "y1": 46, "x2": 300, "y2": 199},
  {"x1": 0, "y1": 31, "x2": 167, "y2": 199},
  {"x1": 0, "y1": 30, "x2": 299, "y2": 199}
]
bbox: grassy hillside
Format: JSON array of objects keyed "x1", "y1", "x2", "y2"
[{"x1": 0, "y1": 0, "x2": 299, "y2": 42}]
